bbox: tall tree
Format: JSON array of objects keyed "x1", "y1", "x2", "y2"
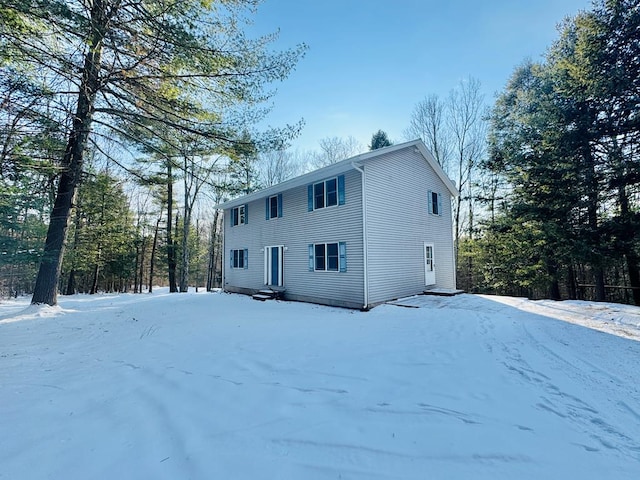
[
  {"x1": 448, "y1": 77, "x2": 486, "y2": 267},
  {"x1": 3, "y1": 0, "x2": 305, "y2": 305},
  {"x1": 404, "y1": 94, "x2": 452, "y2": 173}
]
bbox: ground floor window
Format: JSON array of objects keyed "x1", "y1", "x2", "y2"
[
  {"x1": 309, "y1": 242, "x2": 346, "y2": 272},
  {"x1": 230, "y1": 249, "x2": 248, "y2": 269}
]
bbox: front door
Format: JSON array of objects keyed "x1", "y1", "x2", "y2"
[
  {"x1": 424, "y1": 243, "x2": 436, "y2": 286},
  {"x1": 264, "y1": 246, "x2": 284, "y2": 286}
]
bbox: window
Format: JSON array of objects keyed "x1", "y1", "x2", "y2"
[
  {"x1": 265, "y1": 194, "x2": 282, "y2": 220},
  {"x1": 428, "y1": 190, "x2": 442, "y2": 216},
  {"x1": 308, "y1": 175, "x2": 345, "y2": 211},
  {"x1": 231, "y1": 204, "x2": 247, "y2": 226},
  {"x1": 314, "y1": 181, "x2": 325, "y2": 209},
  {"x1": 325, "y1": 178, "x2": 338, "y2": 207},
  {"x1": 230, "y1": 249, "x2": 248, "y2": 269},
  {"x1": 309, "y1": 242, "x2": 347, "y2": 272}
]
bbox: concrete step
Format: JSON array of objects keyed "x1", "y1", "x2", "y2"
[{"x1": 252, "y1": 294, "x2": 273, "y2": 301}]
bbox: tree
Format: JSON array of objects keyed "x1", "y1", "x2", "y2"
[
  {"x1": 447, "y1": 77, "x2": 486, "y2": 272},
  {"x1": 257, "y1": 148, "x2": 304, "y2": 187},
  {"x1": 369, "y1": 130, "x2": 392, "y2": 150},
  {"x1": 311, "y1": 136, "x2": 362, "y2": 167},
  {"x1": 404, "y1": 94, "x2": 452, "y2": 173},
  {"x1": 3, "y1": 0, "x2": 305, "y2": 305},
  {"x1": 62, "y1": 169, "x2": 136, "y2": 294}
]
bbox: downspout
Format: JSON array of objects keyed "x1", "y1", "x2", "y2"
[{"x1": 352, "y1": 162, "x2": 369, "y2": 309}]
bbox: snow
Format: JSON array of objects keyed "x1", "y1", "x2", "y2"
[{"x1": 1, "y1": 290, "x2": 639, "y2": 479}]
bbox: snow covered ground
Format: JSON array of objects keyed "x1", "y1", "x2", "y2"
[{"x1": 1, "y1": 290, "x2": 639, "y2": 479}]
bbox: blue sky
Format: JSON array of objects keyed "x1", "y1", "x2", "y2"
[{"x1": 248, "y1": 0, "x2": 594, "y2": 151}]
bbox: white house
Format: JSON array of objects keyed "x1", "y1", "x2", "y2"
[{"x1": 215, "y1": 139, "x2": 458, "y2": 309}]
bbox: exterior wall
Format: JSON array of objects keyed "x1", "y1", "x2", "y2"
[
  {"x1": 365, "y1": 148, "x2": 456, "y2": 305},
  {"x1": 223, "y1": 170, "x2": 365, "y2": 309}
]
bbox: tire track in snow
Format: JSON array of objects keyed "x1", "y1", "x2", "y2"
[{"x1": 499, "y1": 316, "x2": 640, "y2": 459}]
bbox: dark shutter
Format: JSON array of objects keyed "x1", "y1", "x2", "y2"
[
  {"x1": 277, "y1": 193, "x2": 283, "y2": 217},
  {"x1": 244, "y1": 249, "x2": 248, "y2": 269},
  {"x1": 307, "y1": 185, "x2": 313, "y2": 211},
  {"x1": 338, "y1": 175, "x2": 345, "y2": 205},
  {"x1": 265, "y1": 197, "x2": 270, "y2": 220},
  {"x1": 339, "y1": 242, "x2": 347, "y2": 272},
  {"x1": 308, "y1": 244, "x2": 314, "y2": 271}
]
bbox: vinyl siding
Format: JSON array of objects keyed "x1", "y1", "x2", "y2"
[
  {"x1": 224, "y1": 170, "x2": 364, "y2": 308},
  {"x1": 364, "y1": 148, "x2": 456, "y2": 305}
]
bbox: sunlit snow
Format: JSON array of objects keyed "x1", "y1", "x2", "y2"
[{"x1": 1, "y1": 290, "x2": 639, "y2": 479}]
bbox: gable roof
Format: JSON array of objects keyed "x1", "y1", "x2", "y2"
[{"x1": 214, "y1": 139, "x2": 458, "y2": 210}]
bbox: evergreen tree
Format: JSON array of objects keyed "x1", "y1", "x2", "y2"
[
  {"x1": 2, "y1": 0, "x2": 306, "y2": 305},
  {"x1": 369, "y1": 130, "x2": 392, "y2": 150}
]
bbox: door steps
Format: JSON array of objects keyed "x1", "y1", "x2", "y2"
[{"x1": 252, "y1": 289, "x2": 285, "y2": 301}]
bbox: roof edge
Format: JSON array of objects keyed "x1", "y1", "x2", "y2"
[{"x1": 214, "y1": 139, "x2": 457, "y2": 209}]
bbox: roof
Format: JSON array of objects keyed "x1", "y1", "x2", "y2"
[{"x1": 214, "y1": 139, "x2": 458, "y2": 210}]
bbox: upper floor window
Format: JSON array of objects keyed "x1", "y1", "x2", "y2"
[
  {"x1": 231, "y1": 204, "x2": 247, "y2": 226},
  {"x1": 307, "y1": 175, "x2": 345, "y2": 211},
  {"x1": 265, "y1": 193, "x2": 282, "y2": 220},
  {"x1": 428, "y1": 190, "x2": 442, "y2": 216}
]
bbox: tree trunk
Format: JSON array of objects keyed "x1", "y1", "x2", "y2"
[
  {"x1": 31, "y1": 0, "x2": 109, "y2": 305},
  {"x1": 207, "y1": 210, "x2": 220, "y2": 291},
  {"x1": 179, "y1": 207, "x2": 191, "y2": 292},
  {"x1": 166, "y1": 161, "x2": 178, "y2": 292},
  {"x1": 133, "y1": 244, "x2": 140, "y2": 293},
  {"x1": 90, "y1": 262, "x2": 99, "y2": 295},
  {"x1": 567, "y1": 265, "x2": 578, "y2": 300},
  {"x1": 626, "y1": 252, "x2": 640, "y2": 306},
  {"x1": 138, "y1": 236, "x2": 146, "y2": 293},
  {"x1": 148, "y1": 210, "x2": 162, "y2": 293},
  {"x1": 583, "y1": 134, "x2": 605, "y2": 302},
  {"x1": 65, "y1": 270, "x2": 76, "y2": 296}
]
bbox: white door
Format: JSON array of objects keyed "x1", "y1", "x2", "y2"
[
  {"x1": 424, "y1": 243, "x2": 436, "y2": 286},
  {"x1": 264, "y1": 246, "x2": 284, "y2": 287}
]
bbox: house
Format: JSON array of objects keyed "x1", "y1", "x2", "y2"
[{"x1": 215, "y1": 139, "x2": 458, "y2": 309}]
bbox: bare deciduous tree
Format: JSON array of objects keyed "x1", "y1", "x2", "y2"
[
  {"x1": 448, "y1": 77, "x2": 487, "y2": 280},
  {"x1": 311, "y1": 136, "x2": 363, "y2": 168},
  {"x1": 258, "y1": 148, "x2": 304, "y2": 187},
  {"x1": 404, "y1": 94, "x2": 452, "y2": 174}
]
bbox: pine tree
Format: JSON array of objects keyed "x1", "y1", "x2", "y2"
[
  {"x1": 2, "y1": 0, "x2": 306, "y2": 305},
  {"x1": 369, "y1": 130, "x2": 392, "y2": 150}
]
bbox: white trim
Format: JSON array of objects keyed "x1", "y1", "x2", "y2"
[
  {"x1": 267, "y1": 194, "x2": 279, "y2": 220},
  {"x1": 312, "y1": 242, "x2": 340, "y2": 272},
  {"x1": 232, "y1": 204, "x2": 247, "y2": 226},
  {"x1": 312, "y1": 177, "x2": 338, "y2": 211},
  {"x1": 352, "y1": 162, "x2": 369, "y2": 309},
  {"x1": 230, "y1": 248, "x2": 246, "y2": 269},
  {"x1": 264, "y1": 245, "x2": 284, "y2": 286},
  {"x1": 221, "y1": 221, "x2": 225, "y2": 287},
  {"x1": 424, "y1": 242, "x2": 436, "y2": 286}
]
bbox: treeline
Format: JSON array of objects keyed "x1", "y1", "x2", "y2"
[
  {"x1": 2, "y1": 0, "x2": 638, "y2": 306},
  {"x1": 457, "y1": 0, "x2": 640, "y2": 305},
  {"x1": 0, "y1": 0, "x2": 305, "y2": 303}
]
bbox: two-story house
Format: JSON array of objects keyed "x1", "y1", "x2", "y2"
[{"x1": 215, "y1": 139, "x2": 458, "y2": 309}]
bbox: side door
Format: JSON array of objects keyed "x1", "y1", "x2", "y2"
[{"x1": 424, "y1": 243, "x2": 436, "y2": 286}]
